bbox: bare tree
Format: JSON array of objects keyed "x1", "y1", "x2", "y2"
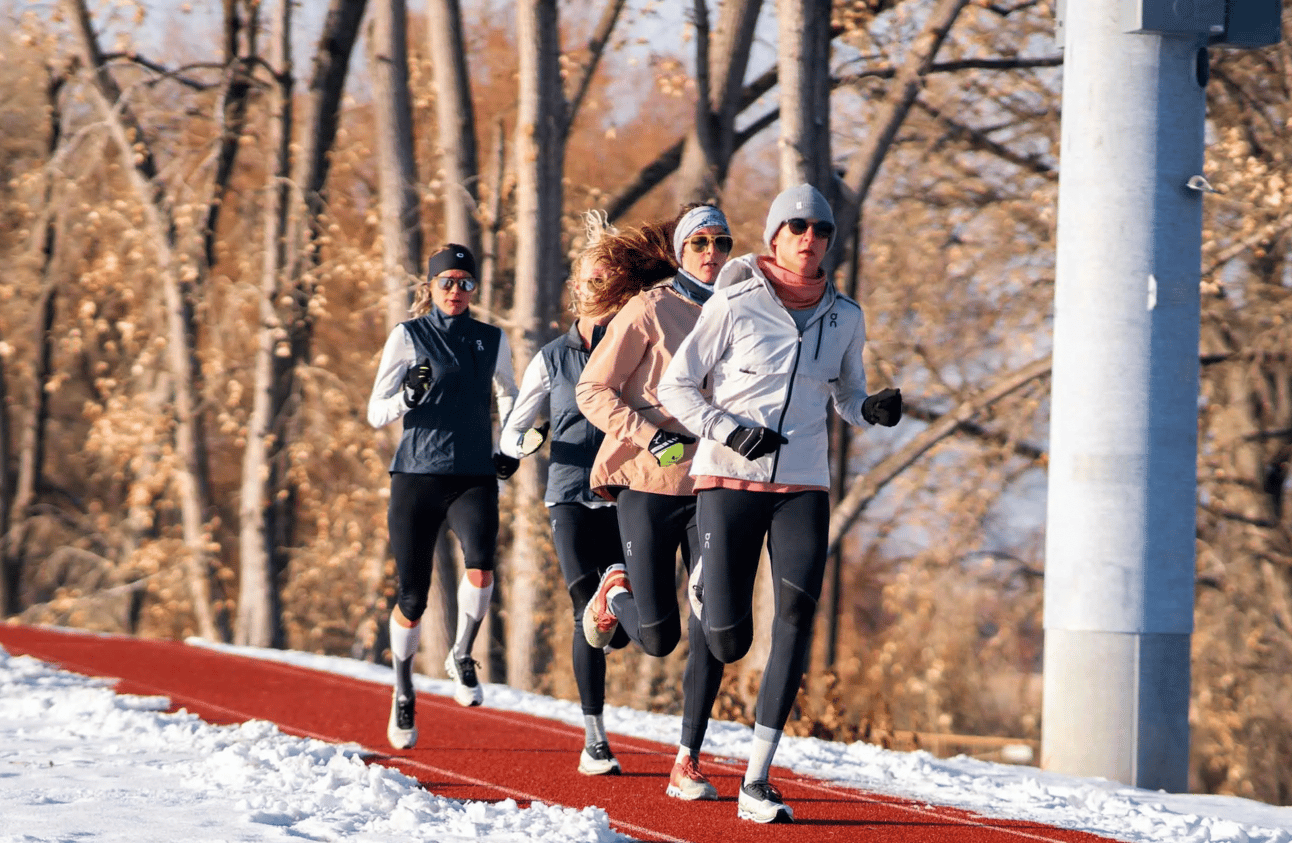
[
  {"x1": 427, "y1": 0, "x2": 483, "y2": 253},
  {"x1": 674, "y1": 0, "x2": 763, "y2": 204},
  {"x1": 63, "y1": 0, "x2": 220, "y2": 641},
  {"x1": 508, "y1": 0, "x2": 626, "y2": 689},
  {"x1": 237, "y1": 0, "x2": 368, "y2": 647}
]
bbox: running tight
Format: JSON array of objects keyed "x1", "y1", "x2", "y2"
[
  {"x1": 387, "y1": 472, "x2": 498, "y2": 623},
  {"x1": 696, "y1": 487, "x2": 830, "y2": 733},
  {"x1": 614, "y1": 489, "x2": 724, "y2": 752},
  {"x1": 549, "y1": 503, "x2": 627, "y2": 716}
]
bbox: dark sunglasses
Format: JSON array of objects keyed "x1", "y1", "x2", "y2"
[
  {"x1": 686, "y1": 234, "x2": 734, "y2": 254},
  {"x1": 433, "y1": 274, "x2": 477, "y2": 292},
  {"x1": 785, "y1": 218, "x2": 835, "y2": 240}
]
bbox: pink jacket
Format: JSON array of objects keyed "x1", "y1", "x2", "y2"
[{"x1": 575, "y1": 282, "x2": 706, "y2": 498}]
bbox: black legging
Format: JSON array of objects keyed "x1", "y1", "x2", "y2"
[
  {"x1": 387, "y1": 472, "x2": 498, "y2": 623},
  {"x1": 615, "y1": 489, "x2": 724, "y2": 752},
  {"x1": 549, "y1": 503, "x2": 628, "y2": 716},
  {"x1": 696, "y1": 487, "x2": 829, "y2": 733}
]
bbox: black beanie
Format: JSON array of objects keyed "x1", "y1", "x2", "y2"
[{"x1": 426, "y1": 244, "x2": 477, "y2": 279}]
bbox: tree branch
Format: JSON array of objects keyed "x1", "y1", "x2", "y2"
[{"x1": 827, "y1": 354, "x2": 1052, "y2": 555}]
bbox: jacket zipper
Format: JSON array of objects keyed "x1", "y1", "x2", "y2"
[{"x1": 770, "y1": 330, "x2": 804, "y2": 481}]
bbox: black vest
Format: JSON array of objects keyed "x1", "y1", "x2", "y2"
[{"x1": 389, "y1": 308, "x2": 501, "y2": 477}]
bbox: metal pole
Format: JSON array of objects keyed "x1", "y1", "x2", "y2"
[{"x1": 1042, "y1": 0, "x2": 1207, "y2": 791}]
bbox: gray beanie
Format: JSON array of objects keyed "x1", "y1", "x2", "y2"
[{"x1": 763, "y1": 183, "x2": 835, "y2": 251}]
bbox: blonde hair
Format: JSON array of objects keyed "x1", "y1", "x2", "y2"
[{"x1": 569, "y1": 211, "x2": 618, "y2": 316}]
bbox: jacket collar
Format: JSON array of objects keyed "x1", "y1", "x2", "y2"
[
  {"x1": 718, "y1": 254, "x2": 838, "y2": 320},
  {"x1": 562, "y1": 319, "x2": 607, "y2": 352},
  {"x1": 428, "y1": 305, "x2": 472, "y2": 332},
  {"x1": 671, "y1": 270, "x2": 715, "y2": 306}
]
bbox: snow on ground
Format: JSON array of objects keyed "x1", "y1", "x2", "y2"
[{"x1": 1, "y1": 631, "x2": 1289, "y2": 843}]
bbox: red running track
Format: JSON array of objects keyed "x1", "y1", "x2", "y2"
[{"x1": 0, "y1": 623, "x2": 1119, "y2": 843}]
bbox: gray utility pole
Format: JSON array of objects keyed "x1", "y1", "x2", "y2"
[{"x1": 1044, "y1": 0, "x2": 1281, "y2": 791}]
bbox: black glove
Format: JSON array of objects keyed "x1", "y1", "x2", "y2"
[
  {"x1": 861, "y1": 387, "x2": 902, "y2": 427},
  {"x1": 725, "y1": 426, "x2": 788, "y2": 461},
  {"x1": 518, "y1": 422, "x2": 550, "y2": 456},
  {"x1": 493, "y1": 452, "x2": 520, "y2": 480},
  {"x1": 401, "y1": 358, "x2": 433, "y2": 408},
  {"x1": 648, "y1": 428, "x2": 696, "y2": 467}
]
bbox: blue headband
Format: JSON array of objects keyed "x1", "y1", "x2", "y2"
[{"x1": 673, "y1": 206, "x2": 730, "y2": 265}]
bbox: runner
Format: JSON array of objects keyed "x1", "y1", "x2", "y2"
[
  {"x1": 658, "y1": 184, "x2": 902, "y2": 822},
  {"x1": 367, "y1": 243, "x2": 518, "y2": 749},
  {"x1": 496, "y1": 212, "x2": 645, "y2": 775},
  {"x1": 577, "y1": 205, "x2": 734, "y2": 802}
]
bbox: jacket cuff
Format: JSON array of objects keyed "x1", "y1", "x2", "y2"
[{"x1": 711, "y1": 416, "x2": 741, "y2": 445}]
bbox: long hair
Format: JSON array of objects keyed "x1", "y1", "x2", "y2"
[{"x1": 580, "y1": 218, "x2": 678, "y2": 318}]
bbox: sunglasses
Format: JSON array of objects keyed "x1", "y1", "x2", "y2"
[
  {"x1": 785, "y1": 218, "x2": 835, "y2": 240},
  {"x1": 433, "y1": 274, "x2": 477, "y2": 293},
  {"x1": 686, "y1": 234, "x2": 734, "y2": 254}
]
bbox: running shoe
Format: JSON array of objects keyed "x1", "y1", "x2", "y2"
[
  {"x1": 737, "y1": 779, "x2": 794, "y2": 823},
  {"x1": 577, "y1": 741, "x2": 622, "y2": 776},
  {"x1": 444, "y1": 653, "x2": 483, "y2": 707},
  {"x1": 582, "y1": 564, "x2": 630, "y2": 648},
  {"x1": 386, "y1": 691, "x2": 417, "y2": 749},
  {"x1": 666, "y1": 756, "x2": 718, "y2": 801}
]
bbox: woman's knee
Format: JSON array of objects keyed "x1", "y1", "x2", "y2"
[{"x1": 708, "y1": 615, "x2": 753, "y2": 663}]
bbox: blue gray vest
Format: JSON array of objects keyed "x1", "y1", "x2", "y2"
[
  {"x1": 541, "y1": 322, "x2": 607, "y2": 505},
  {"x1": 390, "y1": 308, "x2": 501, "y2": 477}
]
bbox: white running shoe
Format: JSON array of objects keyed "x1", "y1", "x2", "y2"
[
  {"x1": 444, "y1": 653, "x2": 483, "y2": 707},
  {"x1": 666, "y1": 756, "x2": 718, "y2": 800},
  {"x1": 577, "y1": 741, "x2": 622, "y2": 776},
  {"x1": 386, "y1": 691, "x2": 417, "y2": 749},
  {"x1": 737, "y1": 780, "x2": 793, "y2": 823}
]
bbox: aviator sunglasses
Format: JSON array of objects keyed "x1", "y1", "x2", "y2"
[
  {"x1": 685, "y1": 234, "x2": 734, "y2": 254},
  {"x1": 785, "y1": 218, "x2": 835, "y2": 240},
  {"x1": 433, "y1": 274, "x2": 478, "y2": 293}
]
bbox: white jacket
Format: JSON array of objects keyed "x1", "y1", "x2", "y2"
[{"x1": 658, "y1": 254, "x2": 870, "y2": 487}]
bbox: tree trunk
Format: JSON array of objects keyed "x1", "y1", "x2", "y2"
[
  {"x1": 237, "y1": 0, "x2": 367, "y2": 647},
  {"x1": 64, "y1": 0, "x2": 220, "y2": 641},
  {"x1": 478, "y1": 118, "x2": 507, "y2": 314},
  {"x1": 776, "y1": 0, "x2": 833, "y2": 192},
  {"x1": 427, "y1": 0, "x2": 482, "y2": 253},
  {"x1": 238, "y1": 0, "x2": 294, "y2": 648},
  {"x1": 833, "y1": 0, "x2": 971, "y2": 259},
  {"x1": 371, "y1": 0, "x2": 424, "y2": 336},
  {"x1": 509, "y1": 0, "x2": 570, "y2": 690},
  {"x1": 674, "y1": 0, "x2": 761, "y2": 203}
]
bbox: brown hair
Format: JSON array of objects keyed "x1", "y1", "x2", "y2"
[{"x1": 579, "y1": 219, "x2": 678, "y2": 318}]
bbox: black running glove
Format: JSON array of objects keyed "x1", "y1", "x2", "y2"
[
  {"x1": 861, "y1": 387, "x2": 902, "y2": 427},
  {"x1": 519, "y1": 421, "x2": 550, "y2": 456},
  {"x1": 648, "y1": 428, "x2": 696, "y2": 467},
  {"x1": 401, "y1": 358, "x2": 433, "y2": 408},
  {"x1": 725, "y1": 426, "x2": 788, "y2": 461},
  {"x1": 493, "y1": 452, "x2": 520, "y2": 480}
]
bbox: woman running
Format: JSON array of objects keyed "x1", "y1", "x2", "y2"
[
  {"x1": 576, "y1": 205, "x2": 734, "y2": 802},
  {"x1": 367, "y1": 243, "x2": 518, "y2": 750},
  {"x1": 658, "y1": 184, "x2": 902, "y2": 823},
  {"x1": 495, "y1": 213, "x2": 644, "y2": 776}
]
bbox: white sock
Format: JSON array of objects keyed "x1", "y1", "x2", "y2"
[
  {"x1": 453, "y1": 576, "x2": 493, "y2": 658},
  {"x1": 744, "y1": 726, "x2": 782, "y2": 785},
  {"x1": 675, "y1": 746, "x2": 694, "y2": 764},
  {"x1": 585, "y1": 715, "x2": 608, "y2": 747},
  {"x1": 389, "y1": 614, "x2": 420, "y2": 661}
]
